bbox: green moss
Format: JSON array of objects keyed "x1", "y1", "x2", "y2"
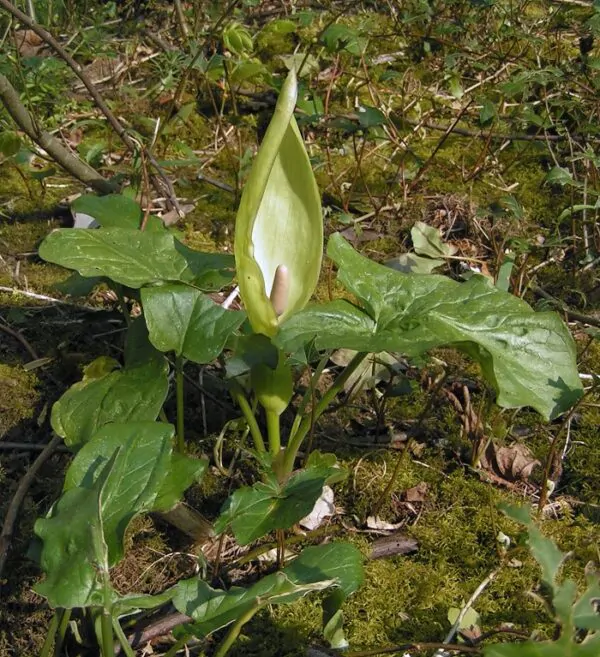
[{"x1": 0, "y1": 363, "x2": 40, "y2": 436}]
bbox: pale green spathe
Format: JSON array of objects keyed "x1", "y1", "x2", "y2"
[{"x1": 234, "y1": 69, "x2": 323, "y2": 336}]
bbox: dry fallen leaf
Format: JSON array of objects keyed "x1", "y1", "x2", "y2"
[
  {"x1": 404, "y1": 481, "x2": 428, "y2": 503},
  {"x1": 480, "y1": 442, "x2": 540, "y2": 482}
]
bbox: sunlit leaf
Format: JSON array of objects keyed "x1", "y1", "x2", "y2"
[
  {"x1": 277, "y1": 233, "x2": 582, "y2": 420},
  {"x1": 142, "y1": 284, "x2": 245, "y2": 363},
  {"x1": 214, "y1": 463, "x2": 342, "y2": 544}
]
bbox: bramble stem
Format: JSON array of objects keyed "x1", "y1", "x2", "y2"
[
  {"x1": 175, "y1": 354, "x2": 185, "y2": 452},
  {"x1": 229, "y1": 382, "x2": 266, "y2": 453},
  {"x1": 282, "y1": 352, "x2": 368, "y2": 476},
  {"x1": 266, "y1": 410, "x2": 281, "y2": 456},
  {"x1": 214, "y1": 605, "x2": 261, "y2": 657}
]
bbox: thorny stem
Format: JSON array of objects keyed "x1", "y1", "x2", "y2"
[
  {"x1": 229, "y1": 381, "x2": 266, "y2": 453},
  {"x1": 282, "y1": 352, "x2": 368, "y2": 476},
  {"x1": 372, "y1": 370, "x2": 448, "y2": 517},
  {"x1": 213, "y1": 605, "x2": 262, "y2": 657},
  {"x1": 175, "y1": 355, "x2": 185, "y2": 453}
]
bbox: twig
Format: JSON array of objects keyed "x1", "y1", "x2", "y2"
[
  {"x1": 120, "y1": 611, "x2": 192, "y2": 653},
  {"x1": 532, "y1": 286, "x2": 600, "y2": 329},
  {"x1": 0, "y1": 441, "x2": 70, "y2": 452},
  {"x1": 0, "y1": 434, "x2": 62, "y2": 579},
  {"x1": 435, "y1": 570, "x2": 498, "y2": 655},
  {"x1": 0, "y1": 285, "x2": 101, "y2": 311},
  {"x1": 0, "y1": 320, "x2": 38, "y2": 359},
  {"x1": 0, "y1": 0, "x2": 181, "y2": 214},
  {"x1": 345, "y1": 643, "x2": 482, "y2": 656}
]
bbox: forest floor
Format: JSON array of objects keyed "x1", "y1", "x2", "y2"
[{"x1": 1, "y1": 1, "x2": 600, "y2": 656}]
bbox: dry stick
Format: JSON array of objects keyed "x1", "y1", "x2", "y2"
[
  {"x1": 0, "y1": 72, "x2": 115, "y2": 193},
  {"x1": 0, "y1": 441, "x2": 71, "y2": 452},
  {"x1": 0, "y1": 0, "x2": 180, "y2": 214},
  {"x1": 408, "y1": 101, "x2": 474, "y2": 192},
  {"x1": 0, "y1": 434, "x2": 62, "y2": 579},
  {"x1": 0, "y1": 320, "x2": 38, "y2": 360},
  {"x1": 533, "y1": 286, "x2": 600, "y2": 329},
  {"x1": 345, "y1": 643, "x2": 482, "y2": 656},
  {"x1": 435, "y1": 570, "x2": 498, "y2": 656}
]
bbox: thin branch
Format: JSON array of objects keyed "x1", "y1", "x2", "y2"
[
  {"x1": 0, "y1": 72, "x2": 115, "y2": 193},
  {"x1": 0, "y1": 434, "x2": 62, "y2": 579},
  {"x1": 0, "y1": 0, "x2": 181, "y2": 213}
]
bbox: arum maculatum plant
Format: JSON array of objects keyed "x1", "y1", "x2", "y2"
[{"x1": 34, "y1": 68, "x2": 583, "y2": 657}]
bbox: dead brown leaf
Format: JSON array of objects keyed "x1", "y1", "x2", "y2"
[
  {"x1": 404, "y1": 481, "x2": 428, "y2": 502},
  {"x1": 480, "y1": 442, "x2": 540, "y2": 482}
]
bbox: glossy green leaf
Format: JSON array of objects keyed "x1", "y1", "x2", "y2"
[
  {"x1": 51, "y1": 353, "x2": 168, "y2": 449},
  {"x1": 214, "y1": 463, "x2": 341, "y2": 545},
  {"x1": 174, "y1": 543, "x2": 362, "y2": 637},
  {"x1": 71, "y1": 194, "x2": 164, "y2": 231},
  {"x1": 113, "y1": 587, "x2": 178, "y2": 617},
  {"x1": 411, "y1": 221, "x2": 457, "y2": 259},
  {"x1": 142, "y1": 284, "x2": 245, "y2": 363},
  {"x1": 34, "y1": 453, "x2": 114, "y2": 608},
  {"x1": 39, "y1": 228, "x2": 192, "y2": 288},
  {"x1": 153, "y1": 450, "x2": 208, "y2": 512},
  {"x1": 234, "y1": 69, "x2": 323, "y2": 336},
  {"x1": 63, "y1": 422, "x2": 175, "y2": 564},
  {"x1": 173, "y1": 242, "x2": 235, "y2": 290},
  {"x1": 277, "y1": 233, "x2": 582, "y2": 420}
]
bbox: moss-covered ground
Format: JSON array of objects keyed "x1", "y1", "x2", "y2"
[{"x1": 1, "y1": 1, "x2": 599, "y2": 656}]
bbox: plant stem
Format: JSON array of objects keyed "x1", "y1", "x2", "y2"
[
  {"x1": 372, "y1": 370, "x2": 448, "y2": 518},
  {"x1": 537, "y1": 383, "x2": 596, "y2": 512},
  {"x1": 175, "y1": 354, "x2": 185, "y2": 453},
  {"x1": 100, "y1": 608, "x2": 113, "y2": 657},
  {"x1": 229, "y1": 382, "x2": 266, "y2": 453},
  {"x1": 266, "y1": 410, "x2": 281, "y2": 456},
  {"x1": 282, "y1": 352, "x2": 368, "y2": 476},
  {"x1": 39, "y1": 610, "x2": 59, "y2": 657},
  {"x1": 289, "y1": 351, "x2": 330, "y2": 440},
  {"x1": 112, "y1": 617, "x2": 135, "y2": 657},
  {"x1": 55, "y1": 608, "x2": 71, "y2": 656},
  {"x1": 214, "y1": 605, "x2": 261, "y2": 657}
]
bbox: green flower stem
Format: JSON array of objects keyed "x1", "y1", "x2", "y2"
[
  {"x1": 55, "y1": 608, "x2": 71, "y2": 656},
  {"x1": 39, "y1": 610, "x2": 60, "y2": 657},
  {"x1": 230, "y1": 382, "x2": 266, "y2": 453},
  {"x1": 289, "y1": 351, "x2": 330, "y2": 440},
  {"x1": 266, "y1": 409, "x2": 281, "y2": 455},
  {"x1": 175, "y1": 354, "x2": 185, "y2": 452},
  {"x1": 282, "y1": 352, "x2": 367, "y2": 476},
  {"x1": 100, "y1": 607, "x2": 113, "y2": 657},
  {"x1": 214, "y1": 605, "x2": 262, "y2": 657},
  {"x1": 112, "y1": 618, "x2": 135, "y2": 657}
]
